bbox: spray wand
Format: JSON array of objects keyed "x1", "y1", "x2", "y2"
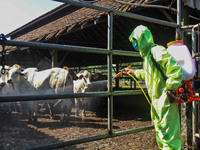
[
  {"x1": 114, "y1": 65, "x2": 132, "y2": 78},
  {"x1": 114, "y1": 66, "x2": 151, "y2": 105}
]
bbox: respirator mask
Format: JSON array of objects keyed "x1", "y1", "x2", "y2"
[{"x1": 132, "y1": 40, "x2": 139, "y2": 51}]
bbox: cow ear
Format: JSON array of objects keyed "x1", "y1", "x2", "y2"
[
  {"x1": 19, "y1": 72, "x2": 27, "y2": 80},
  {"x1": 63, "y1": 66, "x2": 71, "y2": 71},
  {"x1": 19, "y1": 72, "x2": 25, "y2": 76},
  {"x1": 5, "y1": 72, "x2": 9, "y2": 77},
  {"x1": 92, "y1": 74, "x2": 99, "y2": 80},
  {"x1": 20, "y1": 68, "x2": 25, "y2": 71},
  {"x1": 78, "y1": 74, "x2": 83, "y2": 80}
]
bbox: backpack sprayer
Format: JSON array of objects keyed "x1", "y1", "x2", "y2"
[
  {"x1": 114, "y1": 40, "x2": 200, "y2": 105},
  {"x1": 167, "y1": 40, "x2": 200, "y2": 104}
]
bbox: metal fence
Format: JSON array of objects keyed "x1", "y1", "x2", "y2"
[
  {"x1": 191, "y1": 24, "x2": 200, "y2": 149},
  {"x1": 1, "y1": 0, "x2": 197, "y2": 149}
]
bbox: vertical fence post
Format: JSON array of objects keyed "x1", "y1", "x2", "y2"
[
  {"x1": 176, "y1": 0, "x2": 181, "y2": 40},
  {"x1": 107, "y1": 11, "x2": 113, "y2": 134},
  {"x1": 192, "y1": 27, "x2": 198, "y2": 149},
  {"x1": 192, "y1": 27, "x2": 196, "y2": 56}
]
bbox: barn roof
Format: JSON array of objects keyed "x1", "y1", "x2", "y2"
[
  {"x1": 3, "y1": 0, "x2": 200, "y2": 67},
  {"x1": 6, "y1": 0, "x2": 163, "y2": 42},
  {"x1": 6, "y1": 0, "x2": 200, "y2": 44}
]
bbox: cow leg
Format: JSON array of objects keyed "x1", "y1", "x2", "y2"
[
  {"x1": 81, "y1": 109, "x2": 86, "y2": 121},
  {"x1": 21, "y1": 101, "x2": 30, "y2": 120},
  {"x1": 0, "y1": 103, "x2": 12, "y2": 121},
  {"x1": 75, "y1": 98, "x2": 81, "y2": 117},
  {"x1": 60, "y1": 99, "x2": 73, "y2": 124},
  {"x1": 60, "y1": 100, "x2": 65, "y2": 124},
  {"x1": 7, "y1": 102, "x2": 12, "y2": 120},
  {"x1": 66, "y1": 99, "x2": 73, "y2": 121},
  {"x1": 27, "y1": 101, "x2": 38, "y2": 123},
  {"x1": 33, "y1": 101, "x2": 38, "y2": 122},
  {"x1": 81, "y1": 99, "x2": 87, "y2": 120},
  {"x1": 15, "y1": 101, "x2": 21, "y2": 113},
  {"x1": 27, "y1": 102, "x2": 33, "y2": 123},
  {"x1": 20, "y1": 101, "x2": 28, "y2": 117}
]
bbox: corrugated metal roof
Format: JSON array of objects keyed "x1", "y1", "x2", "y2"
[{"x1": 184, "y1": 0, "x2": 200, "y2": 11}]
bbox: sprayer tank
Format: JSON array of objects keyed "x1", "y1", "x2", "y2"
[{"x1": 167, "y1": 40, "x2": 196, "y2": 81}]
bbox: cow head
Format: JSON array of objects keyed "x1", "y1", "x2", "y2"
[
  {"x1": 7, "y1": 67, "x2": 26, "y2": 85},
  {"x1": 76, "y1": 70, "x2": 100, "y2": 92},
  {"x1": 77, "y1": 70, "x2": 91, "y2": 84},
  {"x1": 77, "y1": 70, "x2": 99, "y2": 81}
]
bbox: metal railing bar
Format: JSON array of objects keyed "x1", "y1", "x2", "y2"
[
  {"x1": 107, "y1": 11, "x2": 114, "y2": 134},
  {"x1": 27, "y1": 125, "x2": 154, "y2": 150},
  {"x1": 112, "y1": 125, "x2": 154, "y2": 136},
  {"x1": 54, "y1": 0, "x2": 178, "y2": 28},
  {"x1": 0, "y1": 92, "x2": 110, "y2": 102},
  {"x1": 112, "y1": 49, "x2": 140, "y2": 57},
  {"x1": 5, "y1": 40, "x2": 109, "y2": 54},
  {"x1": 0, "y1": 90, "x2": 143, "y2": 102},
  {"x1": 193, "y1": 23, "x2": 200, "y2": 29},
  {"x1": 4, "y1": 40, "x2": 140, "y2": 57},
  {"x1": 183, "y1": 24, "x2": 200, "y2": 29},
  {"x1": 181, "y1": 25, "x2": 195, "y2": 29},
  {"x1": 110, "y1": 0, "x2": 176, "y2": 10},
  {"x1": 113, "y1": 90, "x2": 145, "y2": 96}
]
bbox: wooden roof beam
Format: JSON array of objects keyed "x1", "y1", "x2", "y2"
[{"x1": 159, "y1": 9, "x2": 176, "y2": 23}]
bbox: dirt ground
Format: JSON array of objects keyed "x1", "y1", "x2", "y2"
[{"x1": 0, "y1": 101, "x2": 160, "y2": 150}]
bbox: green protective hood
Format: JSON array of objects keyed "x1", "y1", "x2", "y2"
[{"x1": 129, "y1": 25, "x2": 155, "y2": 57}]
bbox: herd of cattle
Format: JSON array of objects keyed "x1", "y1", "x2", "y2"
[{"x1": 0, "y1": 64, "x2": 107, "y2": 124}]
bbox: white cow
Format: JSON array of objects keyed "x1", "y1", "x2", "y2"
[
  {"x1": 73, "y1": 70, "x2": 107, "y2": 119},
  {"x1": 22, "y1": 67, "x2": 74, "y2": 124},
  {"x1": 0, "y1": 83, "x2": 13, "y2": 120},
  {"x1": 2, "y1": 67, "x2": 40, "y2": 122},
  {"x1": 0, "y1": 65, "x2": 10, "y2": 88},
  {"x1": 0, "y1": 65, "x2": 22, "y2": 120},
  {"x1": 73, "y1": 70, "x2": 91, "y2": 118}
]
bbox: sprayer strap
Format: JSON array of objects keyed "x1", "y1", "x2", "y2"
[{"x1": 150, "y1": 50, "x2": 167, "y2": 81}]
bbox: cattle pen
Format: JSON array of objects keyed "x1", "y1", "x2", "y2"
[{"x1": 0, "y1": 0, "x2": 200, "y2": 149}]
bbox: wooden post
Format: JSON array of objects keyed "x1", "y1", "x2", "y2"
[{"x1": 49, "y1": 49, "x2": 58, "y2": 68}]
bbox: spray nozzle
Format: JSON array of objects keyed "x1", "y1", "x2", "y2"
[{"x1": 114, "y1": 65, "x2": 132, "y2": 78}]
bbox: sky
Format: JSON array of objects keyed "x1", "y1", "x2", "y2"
[{"x1": 0, "y1": 0, "x2": 62, "y2": 35}]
